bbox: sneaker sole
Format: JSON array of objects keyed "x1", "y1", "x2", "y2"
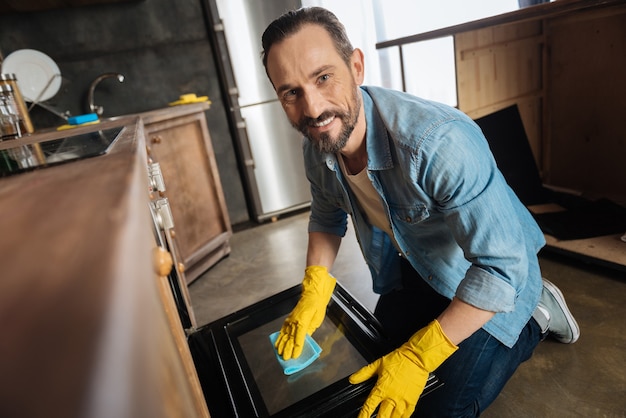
[{"x1": 543, "y1": 278, "x2": 580, "y2": 343}]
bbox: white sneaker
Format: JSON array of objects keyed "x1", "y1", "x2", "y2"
[{"x1": 536, "y1": 278, "x2": 580, "y2": 344}]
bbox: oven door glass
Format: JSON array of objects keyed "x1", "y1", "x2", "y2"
[
  {"x1": 188, "y1": 283, "x2": 441, "y2": 418},
  {"x1": 238, "y1": 313, "x2": 368, "y2": 415}
]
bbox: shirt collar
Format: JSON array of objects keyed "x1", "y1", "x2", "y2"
[{"x1": 361, "y1": 86, "x2": 394, "y2": 171}]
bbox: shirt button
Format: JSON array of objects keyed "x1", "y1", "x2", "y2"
[
  {"x1": 406, "y1": 216, "x2": 412, "y2": 222},
  {"x1": 428, "y1": 275, "x2": 433, "y2": 280}
]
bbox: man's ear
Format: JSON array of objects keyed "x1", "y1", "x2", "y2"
[{"x1": 351, "y1": 48, "x2": 365, "y2": 85}]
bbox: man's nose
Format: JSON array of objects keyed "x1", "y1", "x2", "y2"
[{"x1": 301, "y1": 88, "x2": 325, "y2": 119}]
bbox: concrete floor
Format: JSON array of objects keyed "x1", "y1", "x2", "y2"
[{"x1": 189, "y1": 211, "x2": 626, "y2": 417}]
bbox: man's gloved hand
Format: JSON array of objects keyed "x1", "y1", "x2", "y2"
[
  {"x1": 275, "y1": 265, "x2": 336, "y2": 360},
  {"x1": 349, "y1": 320, "x2": 458, "y2": 418}
]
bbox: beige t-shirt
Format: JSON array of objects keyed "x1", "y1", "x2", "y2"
[{"x1": 337, "y1": 154, "x2": 400, "y2": 250}]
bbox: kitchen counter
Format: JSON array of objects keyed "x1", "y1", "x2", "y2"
[{"x1": 0, "y1": 117, "x2": 208, "y2": 417}]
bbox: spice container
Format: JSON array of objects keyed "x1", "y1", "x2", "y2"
[{"x1": 0, "y1": 73, "x2": 34, "y2": 135}]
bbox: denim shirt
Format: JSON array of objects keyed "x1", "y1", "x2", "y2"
[{"x1": 305, "y1": 86, "x2": 546, "y2": 348}]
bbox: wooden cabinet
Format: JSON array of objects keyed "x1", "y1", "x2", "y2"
[
  {"x1": 0, "y1": 119, "x2": 209, "y2": 417},
  {"x1": 142, "y1": 103, "x2": 232, "y2": 284},
  {"x1": 454, "y1": 1, "x2": 626, "y2": 270}
]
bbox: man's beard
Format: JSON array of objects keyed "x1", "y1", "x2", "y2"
[{"x1": 294, "y1": 88, "x2": 361, "y2": 154}]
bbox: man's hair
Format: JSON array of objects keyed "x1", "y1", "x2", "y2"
[{"x1": 261, "y1": 7, "x2": 354, "y2": 73}]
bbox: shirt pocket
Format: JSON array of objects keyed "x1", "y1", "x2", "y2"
[{"x1": 389, "y1": 204, "x2": 430, "y2": 225}]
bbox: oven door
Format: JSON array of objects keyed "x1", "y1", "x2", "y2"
[{"x1": 188, "y1": 283, "x2": 441, "y2": 417}]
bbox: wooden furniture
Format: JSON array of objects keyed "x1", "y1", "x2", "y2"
[
  {"x1": 377, "y1": 0, "x2": 626, "y2": 270},
  {"x1": 142, "y1": 103, "x2": 232, "y2": 284},
  {"x1": 0, "y1": 118, "x2": 209, "y2": 417}
]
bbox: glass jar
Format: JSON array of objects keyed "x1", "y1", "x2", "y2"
[
  {"x1": 0, "y1": 84, "x2": 23, "y2": 140},
  {"x1": 0, "y1": 73, "x2": 33, "y2": 135}
]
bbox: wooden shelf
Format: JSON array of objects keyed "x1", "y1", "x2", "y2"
[
  {"x1": 530, "y1": 202, "x2": 626, "y2": 271},
  {"x1": 543, "y1": 234, "x2": 626, "y2": 272}
]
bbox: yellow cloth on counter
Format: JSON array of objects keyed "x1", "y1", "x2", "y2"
[{"x1": 168, "y1": 93, "x2": 211, "y2": 106}]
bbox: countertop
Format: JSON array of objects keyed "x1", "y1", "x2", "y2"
[
  {"x1": 0, "y1": 105, "x2": 212, "y2": 417},
  {"x1": 0, "y1": 101, "x2": 211, "y2": 149},
  {"x1": 0, "y1": 117, "x2": 152, "y2": 417},
  {"x1": 0, "y1": 111, "x2": 211, "y2": 417}
]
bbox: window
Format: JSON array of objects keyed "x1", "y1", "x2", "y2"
[{"x1": 302, "y1": 0, "x2": 520, "y2": 106}]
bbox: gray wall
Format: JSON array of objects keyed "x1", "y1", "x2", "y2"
[{"x1": 0, "y1": 0, "x2": 250, "y2": 224}]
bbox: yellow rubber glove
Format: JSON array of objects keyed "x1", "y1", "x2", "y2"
[
  {"x1": 275, "y1": 265, "x2": 336, "y2": 360},
  {"x1": 349, "y1": 320, "x2": 458, "y2": 418}
]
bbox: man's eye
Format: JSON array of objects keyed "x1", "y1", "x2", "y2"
[
  {"x1": 282, "y1": 90, "x2": 297, "y2": 103},
  {"x1": 318, "y1": 74, "x2": 330, "y2": 83}
]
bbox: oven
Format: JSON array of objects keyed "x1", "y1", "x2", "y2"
[{"x1": 187, "y1": 283, "x2": 441, "y2": 417}]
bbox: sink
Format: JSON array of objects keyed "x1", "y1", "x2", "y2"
[{"x1": 0, "y1": 126, "x2": 123, "y2": 177}]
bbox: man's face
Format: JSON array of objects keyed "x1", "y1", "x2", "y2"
[{"x1": 266, "y1": 24, "x2": 364, "y2": 154}]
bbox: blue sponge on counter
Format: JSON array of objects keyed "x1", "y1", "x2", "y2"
[
  {"x1": 68, "y1": 113, "x2": 99, "y2": 125},
  {"x1": 269, "y1": 331, "x2": 322, "y2": 375}
]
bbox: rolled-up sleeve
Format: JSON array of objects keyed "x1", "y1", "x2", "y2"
[{"x1": 457, "y1": 265, "x2": 517, "y2": 312}]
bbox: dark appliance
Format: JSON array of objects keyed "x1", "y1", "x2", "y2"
[
  {"x1": 186, "y1": 284, "x2": 441, "y2": 417},
  {"x1": 205, "y1": 0, "x2": 311, "y2": 222}
]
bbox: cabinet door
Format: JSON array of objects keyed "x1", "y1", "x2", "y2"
[{"x1": 146, "y1": 111, "x2": 232, "y2": 283}]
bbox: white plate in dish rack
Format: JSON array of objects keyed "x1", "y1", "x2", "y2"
[{"x1": 2, "y1": 49, "x2": 62, "y2": 102}]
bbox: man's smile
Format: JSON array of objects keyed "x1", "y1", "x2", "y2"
[{"x1": 311, "y1": 115, "x2": 335, "y2": 128}]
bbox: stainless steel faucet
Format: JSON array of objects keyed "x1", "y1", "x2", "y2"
[{"x1": 87, "y1": 73, "x2": 125, "y2": 115}]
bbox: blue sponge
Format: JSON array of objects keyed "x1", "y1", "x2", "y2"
[
  {"x1": 68, "y1": 113, "x2": 99, "y2": 125},
  {"x1": 269, "y1": 331, "x2": 322, "y2": 375}
]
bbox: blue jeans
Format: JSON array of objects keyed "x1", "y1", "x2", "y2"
[{"x1": 374, "y1": 258, "x2": 543, "y2": 417}]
